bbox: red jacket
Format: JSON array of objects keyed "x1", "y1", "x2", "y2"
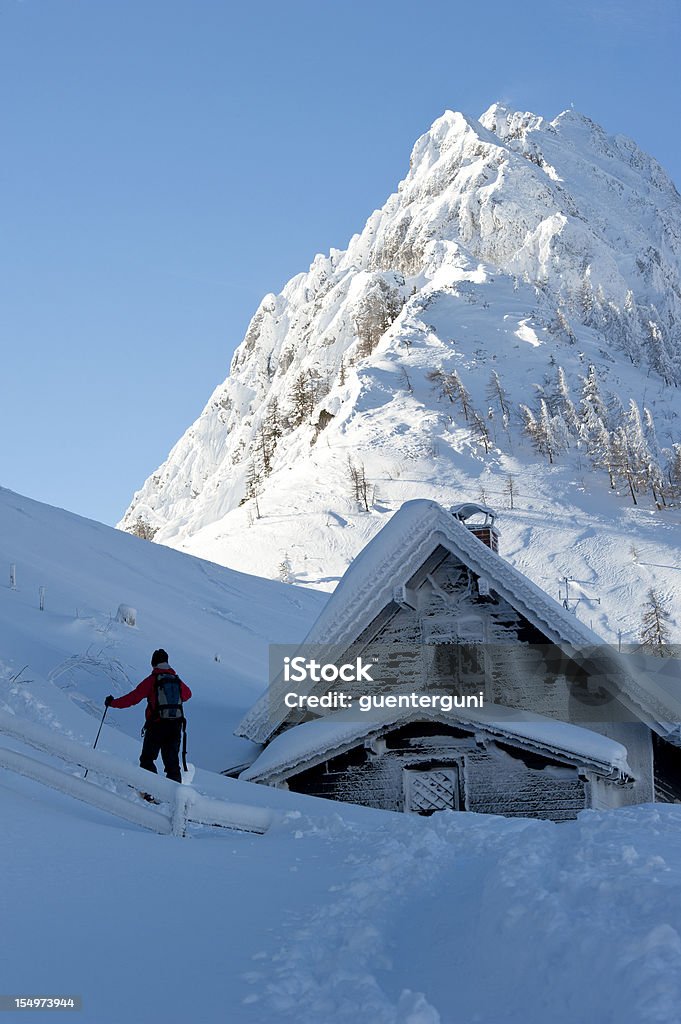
[{"x1": 110, "y1": 665, "x2": 192, "y2": 722}]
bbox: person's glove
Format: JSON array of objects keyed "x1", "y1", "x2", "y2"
[{"x1": 105, "y1": 695, "x2": 114, "y2": 707}]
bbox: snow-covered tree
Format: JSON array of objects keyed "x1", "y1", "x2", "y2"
[
  {"x1": 552, "y1": 366, "x2": 579, "y2": 433},
  {"x1": 638, "y1": 407, "x2": 666, "y2": 505},
  {"x1": 645, "y1": 315, "x2": 676, "y2": 386},
  {"x1": 427, "y1": 367, "x2": 473, "y2": 422},
  {"x1": 504, "y1": 475, "x2": 516, "y2": 510},
  {"x1": 130, "y1": 515, "x2": 158, "y2": 541},
  {"x1": 603, "y1": 390, "x2": 625, "y2": 433},
  {"x1": 288, "y1": 371, "x2": 315, "y2": 427},
  {"x1": 520, "y1": 400, "x2": 567, "y2": 464},
  {"x1": 620, "y1": 399, "x2": 665, "y2": 501},
  {"x1": 256, "y1": 399, "x2": 283, "y2": 476},
  {"x1": 580, "y1": 404, "x2": 615, "y2": 486},
  {"x1": 643, "y1": 407, "x2": 659, "y2": 458},
  {"x1": 579, "y1": 273, "x2": 596, "y2": 326},
  {"x1": 579, "y1": 364, "x2": 607, "y2": 424},
  {"x1": 639, "y1": 589, "x2": 672, "y2": 655},
  {"x1": 449, "y1": 370, "x2": 474, "y2": 423},
  {"x1": 277, "y1": 554, "x2": 293, "y2": 583},
  {"x1": 610, "y1": 425, "x2": 639, "y2": 505},
  {"x1": 354, "y1": 279, "x2": 404, "y2": 358},
  {"x1": 485, "y1": 370, "x2": 511, "y2": 423},
  {"x1": 616, "y1": 290, "x2": 643, "y2": 365},
  {"x1": 426, "y1": 367, "x2": 453, "y2": 405},
  {"x1": 470, "y1": 410, "x2": 492, "y2": 454},
  {"x1": 666, "y1": 444, "x2": 681, "y2": 503},
  {"x1": 347, "y1": 458, "x2": 371, "y2": 512},
  {"x1": 550, "y1": 307, "x2": 577, "y2": 345},
  {"x1": 244, "y1": 461, "x2": 263, "y2": 518}
]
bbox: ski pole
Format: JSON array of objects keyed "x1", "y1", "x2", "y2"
[{"x1": 84, "y1": 704, "x2": 108, "y2": 779}]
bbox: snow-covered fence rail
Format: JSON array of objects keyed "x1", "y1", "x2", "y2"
[
  {"x1": 0, "y1": 709, "x2": 272, "y2": 837},
  {"x1": 0, "y1": 745, "x2": 173, "y2": 834}
]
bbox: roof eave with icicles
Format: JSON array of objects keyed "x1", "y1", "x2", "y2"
[{"x1": 241, "y1": 705, "x2": 633, "y2": 786}]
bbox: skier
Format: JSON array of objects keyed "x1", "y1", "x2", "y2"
[{"x1": 105, "y1": 649, "x2": 192, "y2": 785}]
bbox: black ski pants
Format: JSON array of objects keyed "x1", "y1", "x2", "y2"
[{"x1": 140, "y1": 720, "x2": 183, "y2": 783}]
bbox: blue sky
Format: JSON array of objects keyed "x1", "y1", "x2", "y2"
[{"x1": 2, "y1": 0, "x2": 680, "y2": 526}]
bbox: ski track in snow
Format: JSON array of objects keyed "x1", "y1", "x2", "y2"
[{"x1": 242, "y1": 807, "x2": 681, "y2": 1024}]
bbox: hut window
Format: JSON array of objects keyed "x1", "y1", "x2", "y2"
[{"x1": 403, "y1": 767, "x2": 461, "y2": 814}]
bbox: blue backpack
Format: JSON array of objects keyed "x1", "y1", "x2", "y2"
[{"x1": 155, "y1": 674, "x2": 184, "y2": 721}]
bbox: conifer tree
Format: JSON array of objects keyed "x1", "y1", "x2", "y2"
[
  {"x1": 619, "y1": 290, "x2": 642, "y2": 365},
  {"x1": 603, "y1": 390, "x2": 625, "y2": 432},
  {"x1": 256, "y1": 399, "x2": 283, "y2": 477},
  {"x1": 667, "y1": 444, "x2": 681, "y2": 502},
  {"x1": 610, "y1": 425, "x2": 638, "y2": 504},
  {"x1": 639, "y1": 589, "x2": 672, "y2": 655},
  {"x1": 580, "y1": 405, "x2": 614, "y2": 486},
  {"x1": 470, "y1": 410, "x2": 492, "y2": 454},
  {"x1": 131, "y1": 515, "x2": 158, "y2": 541},
  {"x1": 278, "y1": 554, "x2": 293, "y2": 583},
  {"x1": 288, "y1": 371, "x2": 314, "y2": 427},
  {"x1": 449, "y1": 370, "x2": 474, "y2": 423},
  {"x1": 245, "y1": 461, "x2": 263, "y2": 518},
  {"x1": 643, "y1": 407, "x2": 659, "y2": 458},
  {"x1": 520, "y1": 401, "x2": 567, "y2": 463},
  {"x1": 553, "y1": 366, "x2": 579, "y2": 433},
  {"x1": 347, "y1": 458, "x2": 371, "y2": 512},
  {"x1": 553, "y1": 307, "x2": 577, "y2": 345},
  {"x1": 354, "y1": 280, "x2": 403, "y2": 358},
  {"x1": 579, "y1": 364, "x2": 607, "y2": 424},
  {"x1": 504, "y1": 474, "x2": 516, "y2": 510},
  {"x1": 426, "y1": 367, "x2": 451, "y2": 403},
  {"x1": 485, "y1": 370, "x2": 511, "y2": 422},
  {"x1": 646, "y1": 318, "x2": 675, "y2": 385},
  {"x1": 427, "y1": 367, "x2": 473, "y2": 422},
  {"x1": 579, "y1": 274, "x2": 596, "y2": 326}
]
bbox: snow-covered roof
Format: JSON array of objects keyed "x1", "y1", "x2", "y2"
[{"x1": 240, "y1": 705, "x2": 632, "y2": 785}]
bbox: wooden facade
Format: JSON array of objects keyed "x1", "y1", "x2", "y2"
[{"x1": 286, "y1": 721, "x2": 590, "y2": 821}]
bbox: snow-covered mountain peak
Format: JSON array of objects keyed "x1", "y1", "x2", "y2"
[
  {"x1": 119, "y1": 104, "x2": 681, "y2": 647},
  {"x1": 479, "y1": 102, "x2": 545, "y2": 140},
  {"x1": 407, "y1": 107, "x2": 481, "y2": 159}
]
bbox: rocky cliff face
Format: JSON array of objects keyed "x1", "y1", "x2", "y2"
[{"x1": 118, "y1": 103, "x2": 681, "y2": 643}]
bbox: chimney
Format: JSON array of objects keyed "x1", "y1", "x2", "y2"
[{"x1": 450, "y1": 503, "x2": 500, "y2": 553}]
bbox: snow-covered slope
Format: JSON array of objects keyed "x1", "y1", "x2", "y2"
[
  {"x1": 0, "y1": 485, "x2": 326, "y2": 772},
  {"x1": 121, "y1": 103, "x2": 681, "y2": 639}
]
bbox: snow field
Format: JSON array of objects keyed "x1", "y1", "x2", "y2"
[
  {"x1": 243, "y1": 805, "x2": 681, "y2": 1024},
  {"x1": 5, "y1": 754, "x2": 681, "y2": 1024}
]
